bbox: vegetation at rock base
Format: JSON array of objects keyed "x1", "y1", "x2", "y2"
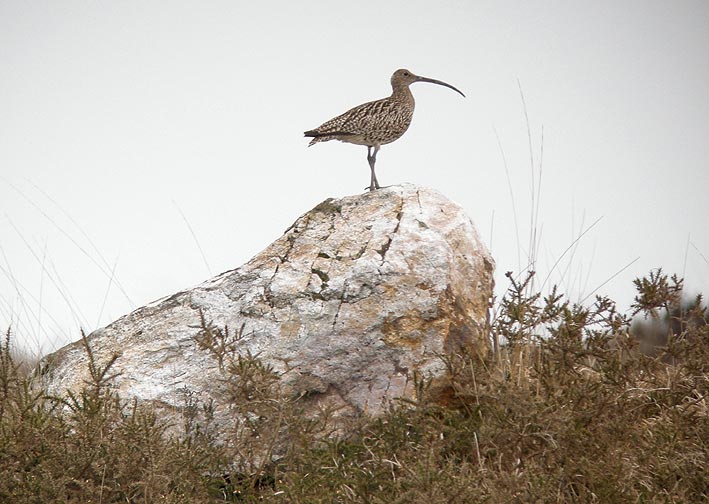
[{"x1": 1, "y1": 269, "x2": 707, "y2": 503}]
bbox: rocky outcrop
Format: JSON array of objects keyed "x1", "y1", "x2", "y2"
[{"x1": 40, "y1": 184, "x2": 494, "y2": 434}]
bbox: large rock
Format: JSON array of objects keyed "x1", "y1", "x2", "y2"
[{"x1": 41, "y1": 184, "x2": 494, "y2": 431}]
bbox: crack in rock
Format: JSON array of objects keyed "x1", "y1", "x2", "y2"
[{"x1": 376, "y1": 197, "x2": 404, "y2": 264}]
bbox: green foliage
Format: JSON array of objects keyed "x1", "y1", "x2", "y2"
[{"x1": 1, "y1": 270, "x2": 707, "y2": 502}]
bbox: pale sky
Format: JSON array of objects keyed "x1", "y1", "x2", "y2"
[{"x1": 2, "y1": 1, "x2": 708, "y2": 354}]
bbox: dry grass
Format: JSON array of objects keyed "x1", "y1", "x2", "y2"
[{"x1": 1, "y1": 269, "x2": 707, "y2": 503}]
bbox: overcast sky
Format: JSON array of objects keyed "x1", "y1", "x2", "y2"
[{"x1": 2, "y1": 1, "x2": 708, "y2": 354}]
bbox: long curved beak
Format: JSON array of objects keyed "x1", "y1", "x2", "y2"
[{"x1": 416, "y1": 75, "x2": 465, "y2": 97}]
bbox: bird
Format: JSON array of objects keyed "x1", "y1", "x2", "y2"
[{"x1": 304, "y1": 69, "x2": 465, "y2": 192}]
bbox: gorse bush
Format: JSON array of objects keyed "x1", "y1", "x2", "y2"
[
  {"x1": 1, "y1": 269, "x2": 707, "y2": 503},
  {"x1": 0, "y1": 330, "x2": 225, "y2": 502}
]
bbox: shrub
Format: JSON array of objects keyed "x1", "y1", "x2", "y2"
[{"x1": 1, "y1": 270, "x2": 707, "y2": 502}]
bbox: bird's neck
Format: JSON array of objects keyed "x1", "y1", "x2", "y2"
[{"x1": 391, "y1": 84, "x2": 414, "y2": 105}]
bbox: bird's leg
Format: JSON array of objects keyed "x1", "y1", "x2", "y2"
[
  {"x1": 366, "y1": 147, "x2": 376, "y2": 191},
  {"x1": 366, "y1": 146, "x2": 381, "y2": 191}
]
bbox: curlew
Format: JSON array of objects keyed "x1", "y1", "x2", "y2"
[{"x1": 304, "y1": 69, "x2": 465, "y2": 192}]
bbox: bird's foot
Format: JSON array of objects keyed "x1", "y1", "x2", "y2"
[{"x1": 364, "y1": 184, "x2": 393, "y2": 192}]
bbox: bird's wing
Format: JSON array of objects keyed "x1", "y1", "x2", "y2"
[{"x1": 311, "y1": 98, "x2": 393, "y2": 135}]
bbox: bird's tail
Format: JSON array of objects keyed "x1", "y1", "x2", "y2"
[
  {"x1": 304, "y1": 130, "x2": 355, "y2": 146},
  {"x1": 304, "y1": 130, "x2": 324, "y2": 146}
]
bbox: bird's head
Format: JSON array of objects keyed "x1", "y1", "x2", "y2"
[{"x1": 391, "y1": 69, "x2": 465, "y2": 97}]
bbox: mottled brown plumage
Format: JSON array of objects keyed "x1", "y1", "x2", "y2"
[{"x1": 305, "y1": 69, "x2": 464, "y2": 191}]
